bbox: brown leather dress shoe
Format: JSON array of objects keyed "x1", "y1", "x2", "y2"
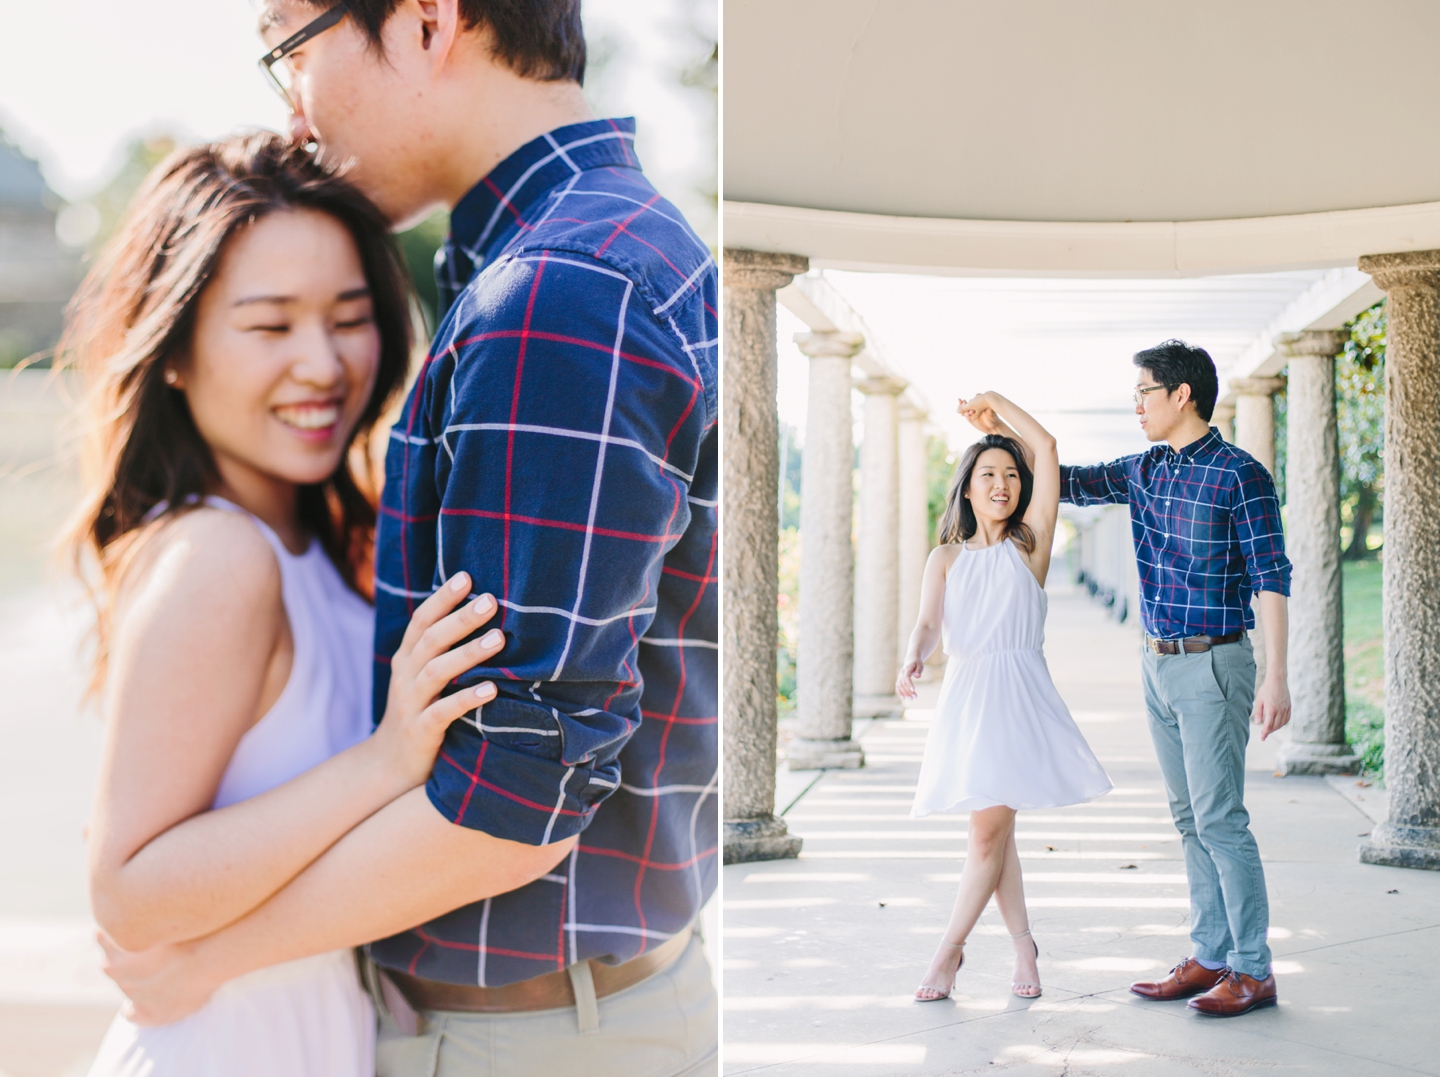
[
  {"x1": 1129, "y1": 957, "x2": 1226, "y2": 1000},
  {"x1": 1187, "y1": 970, "x2": 1277, "y2": 1016}
]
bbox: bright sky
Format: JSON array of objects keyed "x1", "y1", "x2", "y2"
[
  {"x1": 0, "y1": 0, "x2": 716, "y2": 243},
  {"x1": 777, "y1": 269, "x2": 1332, "y2": 465}
]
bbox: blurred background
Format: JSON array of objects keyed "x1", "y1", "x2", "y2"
[{"x1": 0, "y1": 2, "x2": 716, "y2": 1073}]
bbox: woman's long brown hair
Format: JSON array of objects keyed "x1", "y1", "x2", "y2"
[
  {"x1": 59, "y1": 132, "x2": 416, "y2": 692},
  {"x1": 937, "y1": 434, "x2": 1037, "y2": 554}
]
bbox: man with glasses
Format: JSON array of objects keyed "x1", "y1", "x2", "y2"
[
  {"x1": 1055, "y1": 340, "x2": 1291, "y2": 1016},
  {"x1": 104, "y1": 2, "x2": 717, "y2": 1073}
]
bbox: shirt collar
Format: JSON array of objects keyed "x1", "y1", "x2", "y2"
[
  {"x1": 1153, "y1": 426, "x2": 1223, "y2": 465},
  {"x1": 448, "y1": 118, "x2": 640, "y2": 260}
]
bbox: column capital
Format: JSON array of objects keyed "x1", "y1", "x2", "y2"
[
  {"x1": 723, "y1": 248, "x2": 809, "y2": 291},
  {"x1": 1276, "y1": 329, "x2": 1348, "y2": 360},
  {"x1": 1230, "y1": 375, "x2": 1286, "y2": 397},
  {"x1": 898, "y1": 400, "x2": 927, "y2": 422},
  {"x1": 794, "y1": 330, "x2": 864, "y2": 360},
  {"x1": 854, "y1": 374, "x2": 907, "y2": 396},
  {"x1": 1358, "y1": 249, "x2": 1440, "y2": 292}
]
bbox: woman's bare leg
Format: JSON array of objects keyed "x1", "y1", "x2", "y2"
[
  {"x1": 993, "y1": 828, "x2": 1040, "y2": 995},
  {"x1": 917, "y1": 806, "x2": 1016, "y2": 999}
]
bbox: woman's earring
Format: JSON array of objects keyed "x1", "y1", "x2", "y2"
[{"x1": 163, "y1": 368, "x2": 179, "y2": 386}]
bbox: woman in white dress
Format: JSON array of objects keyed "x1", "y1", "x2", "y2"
[
  {"x1": 897, "y1": 392, "x2": 1111, "y2": 1002},
  {"x1": 63, "y1": 134, "x2": 505, "y2": 1076}
]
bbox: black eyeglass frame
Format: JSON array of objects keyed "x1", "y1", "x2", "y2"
[
  {"x1": 1132, "y1": 383, "x2": 1174, "y2": 405},
  {"x1": 258, "y1": 2, "x2": 350, "y2": 108}
]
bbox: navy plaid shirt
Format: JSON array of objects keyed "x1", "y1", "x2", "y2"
[
  {"x1": 368, "y1": 119, "x2": 718, "y2": 986},
  {"x1": 1060, "y1": 428, "x2": 1291, "y2": 640}
]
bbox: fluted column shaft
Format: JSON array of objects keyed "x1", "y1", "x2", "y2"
[
  {"x1": 722, "y1": 249, "x2": 806, "y2": 863},
  {"x1": 1358, "y1": 250, "x2": 1440, "y2": 870},
  {"x1": 898, "y1": 403, "x2": 931, "y2": 671},
  {"x1": 1230, "y1": 375, "x2": 1286, "y2": 683},
  {"x1": 853, "y1": 376, "x2": 906, "y2": 716},
  {"x1": 1276, "y1": 330, "x2": 1357, "y2": 776},
  {"x1": 791, "y1": 331, "x2": 864, "y2": 769}
]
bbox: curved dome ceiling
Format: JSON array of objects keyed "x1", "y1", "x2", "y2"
[{"x1": 725, "y1": 0, "x2": 1440, "y2": 224}]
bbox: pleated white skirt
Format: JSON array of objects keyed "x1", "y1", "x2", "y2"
[{"x1": 912, "y1": 648, "x2": 1113, "y2": 816}]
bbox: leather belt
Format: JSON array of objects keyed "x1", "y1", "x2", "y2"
[
  {"x1": 1145, "y1": 631, "x2": 1244, "y2": 655},
  {"x1": 384, "y1": 926, "x2": 691, "y2": 1014}
]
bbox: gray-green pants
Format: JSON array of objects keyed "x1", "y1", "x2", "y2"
[
  {"x1": 1141, "y1": 637, "x2": 1272, "y2": 980},
  {"x1": 374, "y1": 932, "x2": 717, "y2": 1077}
]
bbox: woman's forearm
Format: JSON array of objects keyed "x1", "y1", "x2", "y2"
[
  {"x1": 906, "y1": 620, "x2": 942, "y2": 665},
  {"x1": 987, "y1": 394, "x2": 1056, "y2": 455},
  {"x1": 92, "y1": 735, "x2": 413, "y2": 951},
  {"x1": 194, "y1": 790, "x2": 573, "y2": 988}
]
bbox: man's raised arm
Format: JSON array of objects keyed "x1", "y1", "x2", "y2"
[{"x1": 1059, "y1": 459, "x2": 1133, "y2": 505}]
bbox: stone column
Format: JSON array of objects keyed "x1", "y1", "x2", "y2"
[
  {"x1": 1276, "y1": 330, "x2": 1358, "y2": 776},
  {"x1": 722, "y1": 249, "x2": 807, "y2": 864},
  {"x1": 1212, "y1": 399, "x2": 1237, "y2": 443},
  {"x1": 1358, "y1": 251, "x2": 1440, "y2": 870},
  {"x1": 853, "y1": 376, "x2": 906, "y2": 717},
  {"x1": 898, "y1": 402, "x2": 931, "y2": 670},
  {"x1": 1230, "y1": 376, "x2": 1286, "y2": 474},
  {"x1": 1230, "y1": 375, "x2": 1286, "y2": 683},
  {"x1": 790, "y1": 331, "x2": 864, "y2": 770}
]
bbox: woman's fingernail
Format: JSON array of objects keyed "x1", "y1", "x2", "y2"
[
  {"x1": 472, "y1": 594, "x2": 495, "y2": 615},
  {"x1": 448, "y1": 573, "x2": 469, "y2": 592},
  {"x1": 475, "y1": 682, "x2": 497, "y2": 700},
  {"x1": 482, "y1": 629, "x2": 504, "y2": 648}
]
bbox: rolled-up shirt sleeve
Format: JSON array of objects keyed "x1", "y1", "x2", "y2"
[
  {"x1": 1060, "y1": 459, "x2": 1133, "y2": 505},
  {"x1": 1230, "y1": 459, "x2": 1291, "y2": 597},
  {"x1": 374, "y1": 252, "x2": 706, "y2": 847}
]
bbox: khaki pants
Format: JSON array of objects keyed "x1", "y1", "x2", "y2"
[
  {"x1": 374, "y1": 933, "x2": 717, "y2": 1077},
  {"x1": 1142, "y1": 637, "x2": 1271, "y2": 979}
]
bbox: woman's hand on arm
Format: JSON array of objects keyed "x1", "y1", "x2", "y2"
[
  {"x1": 100, "y1": 788, "x2": 577, "y2": 1025},
  {"x1": 89, "y1": 512, "x2": 506, "y2": 952}
]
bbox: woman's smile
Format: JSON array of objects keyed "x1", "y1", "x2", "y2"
[{"x1": 272, "y1": 399, "x2": 343, "y2": 439}]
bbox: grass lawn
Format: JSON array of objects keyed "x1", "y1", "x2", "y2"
[{"x1": 1342, "y1": 558, "x2": 1385, "y2": 776}]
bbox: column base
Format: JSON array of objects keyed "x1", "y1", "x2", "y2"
[
  {"x1": 853, "y1": 694, "x2": 903, "y2": 719},
  {"x1": 1359, "y1": 823, "x2": 1440, "y2": 871},
  {"x1": 1276, "y1": 741, "x2": 1360, "y2": 776},
  {"x1": 723, "y1": 816, "x2": 803, "y2": 865},
  {"x1": 788, "y1": 737, "x2": 865, "y2": 770}
]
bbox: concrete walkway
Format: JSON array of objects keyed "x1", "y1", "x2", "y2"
[{"x1": 723, "y1": 583, "x2": 1440, "y2": 1076}]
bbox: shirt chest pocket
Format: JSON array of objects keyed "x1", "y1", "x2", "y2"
[{"x1": 1173, "y1": 496, "x2": 1228, "y2": 556}]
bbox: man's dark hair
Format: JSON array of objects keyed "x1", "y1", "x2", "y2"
[
  {"x1": 1133, "y1": 339, "x2": 1218, "y2": 421},
  {"x1": 314, "y1": 0, "x2": 586, "y2": 83}
]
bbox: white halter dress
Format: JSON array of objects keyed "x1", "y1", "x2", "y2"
[
  {"x1": 912, "y1": 538, "x2": 1112, "y2": 816},
  {"x1": 89, "y1": 499, "x2": 377, "y2": 1077}
]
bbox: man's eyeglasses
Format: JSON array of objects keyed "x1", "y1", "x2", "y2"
[
  {"x1": 1133, "y1": 384, "x2": 1171, "y2": 406},
  {"x1": 258, "y1": 2, "x2": 350, "y2": 109}
]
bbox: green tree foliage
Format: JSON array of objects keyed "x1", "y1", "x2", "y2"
[
  {"x1": 86, "y1": 135, "x2": 179, "y2": 254},
  {"x1": 776, "y1": 526, "x2": 800, "y2": 717},
  {"x1": 926, "y1": 435, "x2": 957, "y2": 546},
  {"x1": 1337, "y1": 302, "x2": 1385, "y2": 558},
  {"x1": 396, "y1": 211, "x2": 449, "y2": 335}
]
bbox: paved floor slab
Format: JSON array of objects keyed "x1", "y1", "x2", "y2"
[{"x1": 723, "y1": 584, "x2": 1440, "y2": 1076}]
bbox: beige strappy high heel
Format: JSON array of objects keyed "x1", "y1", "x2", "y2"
[
  {"x1": 1011, "y1": 929, "x2": 1042, "y2": 998},
  {"x1": 915, "y1": 940, "x2": 965, "y2": 1001}
]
